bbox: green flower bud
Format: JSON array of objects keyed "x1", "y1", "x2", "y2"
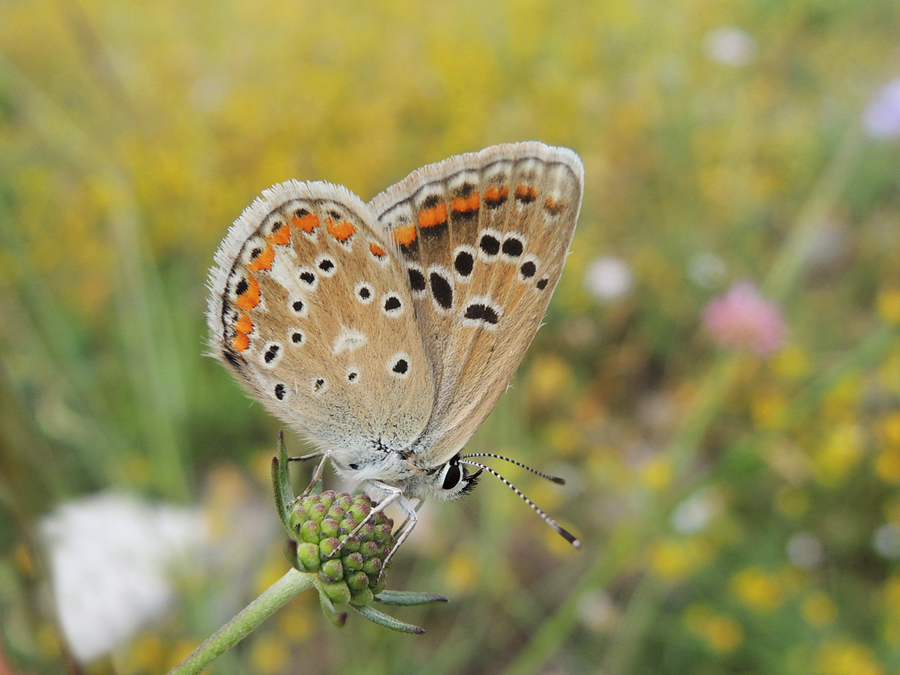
[
  {"x1": 346, "y1": 571, "x2": 370, "y2": 591},
  {"x1": 299, "y1": 519, "x2": 320, "y2": 544},
  {"x1": 320, "y1": 558, "x2": 344, "y2": 583},
  {"x1": 350, "y1": 587, "x2": 374, "y2": 607},
  {"x1": 319, "y1": 490, "x2": 335, "y2": 510},
  {"x1": 283, "y1": 491, "x2": 397, "y2": 612},
  {"x1": 321, "y1": 579, "x2": 351, "y2": 605},
  {"x1": 308, "y1": 502, "x2": 328, "y2": 523},
  {"x1": 343, "y1": 551, "x2": 364, "y2": 572},
  {"x1": 288, "y1": 506, "x2": 308, "y2": 531},
  {"x1": 320, "y1": 517, "x2": 340, "y2": 539},
  {"x1": 296, "y1": 543, "x2": 321, "y2": 572},
  {"x1": 319, "y1": 536, "x2": 340, "y2": 559}
]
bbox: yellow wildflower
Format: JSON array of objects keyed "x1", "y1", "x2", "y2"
[
  {"x1": 639, "y1": 456, "x2": 673, "y2": 491},
  {"x1": 802, "y1": 591, "x2": 837, "y2": 627},
  {"x1": 815, "y1": 639, "x2": 883, "y2": 675},
  {"x1": 813, "y1": 423, "x2": 864, "y2": 486},
  {"x1": 650, "y1": 538, "x2": 710, "y2": 581},
  {"x1": 772, "y1": 344, "x2": 811, "y2": 380},
  {"x1": 730, "y1": 567, "x2": 784, "y2": 612},
  {"x1": 249, "y1": 633, "x2": 290, "y2": 674},
  {"x1": 877, "y1": 288, "x2": 900, "y2": 325}
]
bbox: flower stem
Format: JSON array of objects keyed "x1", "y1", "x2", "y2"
[{"x1": 168, "y1": 569, "x2": 314, "y2": 675}]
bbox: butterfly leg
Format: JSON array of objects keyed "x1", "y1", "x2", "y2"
[
  {"x1": 286, "y1": 451, "x2": 328, "y2": 504},
  {"x1": 330, "y1": 480, "x2": 403, "y2": 559},
  {"x1": 379, "y1": 496, "x2": 419, "y2": 579}
]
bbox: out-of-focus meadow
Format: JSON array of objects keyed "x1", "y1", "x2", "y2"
[{"x1": 2, "y1": 0, "x2": 900, "y2": 673}]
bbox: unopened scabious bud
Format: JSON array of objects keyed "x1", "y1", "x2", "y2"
[{"x1": 285, "y1": 492, "x2": 394, "y2": 607}]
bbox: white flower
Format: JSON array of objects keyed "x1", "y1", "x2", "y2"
[
  {"x1": 873, "y1": 523, "x2": 900, "y2": 559},
  {"x1": 671, "y1": 489, "x2": 721, "y2": 534},
  {"x1": 583, "y1": 256, "x2": 633, "y2": 301},
  {"x1": 786, "y1": 532, "x2": 824, "y2": 569},
  {"x1": 703, "y1": 27, "x2": 757, "y2": 67},
  {"x1": 40, "y1": 492, "x2": 207, "y2": 663},
  {"x1": 863, "y1": 78, "x2": 900, "y2": 139}
]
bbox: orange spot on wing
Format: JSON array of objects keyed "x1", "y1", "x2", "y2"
[
  {"x1": 232, "y1": 332, "x2": 250, "y2": 352},
  {"x1": 247, "y1": 245, "x2": 275, "y2": 272},
  {"x1": 234, "y1": 313, "x2": 253, "y2": 334},
  {"x1": 543, "y1": 197, "x2": 565, "y2": 213},
  {"x1": 450, "y1": 193, "x2": 480, "y2": 213},
  {"x1": 235, "y1": 274, "x2": 261, "y2": 311},
  {"x1": 268, "y1": 224, "x2": 292, "y2": 246},
  {"x1": 291, "y1": 212, "x2": 320, "y2": 233},
  {"x1": 393, "y1": 225, "x2": 417, "y2": 246},
  {"x1": 326, "y1": 220, "x2": 356, "y2": 242},
  {"x1": 369, "y1": 242, "x2": 386, "y2": 257},
  {"x1": 484, "y1": 185, "x2": 509, "y2": 204},
  {"x1": 515, "y1": 185, "x2": 538, "y2": 202},
  {"x1": 418, "y1": 202, "x2": 448, "y2": 228}
]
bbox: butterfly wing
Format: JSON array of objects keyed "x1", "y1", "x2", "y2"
[
  {"x1": 368, "y1": 142, "x2": 583, "y2": 464},
  {"x1": 207, "y1": 180, "x2": 434, "y2": 463}
]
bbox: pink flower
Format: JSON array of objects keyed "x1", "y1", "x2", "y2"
[{"x1": 703, "y1": 281, "x2": 786, "y2": 356}]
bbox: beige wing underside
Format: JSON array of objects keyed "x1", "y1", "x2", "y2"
[
  {"x1": 368, "y1": 142, "x2": 584, "y2": 464},
  {"x1": 206, "y1": 180, "x2": 434, "y2": 460}
]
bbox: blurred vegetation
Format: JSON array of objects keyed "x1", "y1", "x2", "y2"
[{"x1": 1, "y1": 0, "x2": 900, "y2": 673}]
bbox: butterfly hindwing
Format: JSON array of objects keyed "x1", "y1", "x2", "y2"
[
  {"x1": 369, "y1": 142, "x2": 584, "y2": 463},
  {"x1": 206, "y1": 180, "x2": 434, "y2": 459}
]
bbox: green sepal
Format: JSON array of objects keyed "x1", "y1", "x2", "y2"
[
  {"x1": 317, "y1": 582, "x2": 348, "y2": 628},
  {"x1": 374, "y1": 590, "x2": 449, "y2": 606},
  {"x1": 352, "y1": 604, "x2": 425, "y2": 634},
  {"x1": 271, "y1": 431, "x2": 295, "y2": 534}
]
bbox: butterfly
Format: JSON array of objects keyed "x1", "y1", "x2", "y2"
[{"x1": 206, "y1": 142, "x2": 583, "y2": 564}]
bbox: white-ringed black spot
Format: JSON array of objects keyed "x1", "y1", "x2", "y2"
[
  {"x1": 479, "y1": 233, "x2": 501, "y2": 257},
  {"x1": 519, "y1": 258, "x2": 537, "y2": 280},
  {"x1": 316, "y1": 254, "x2": 337, "y2": 277},
  {"x1": 461, "y1": 295, "x2": 503, "y2": 330},
  {"x1": 408, "y1": 266, "x2": 427, "y2": 294},
  {"x1": 429, "y1": 269, "x2": 454, "y2": 310},
  {"x1": 290, "y1": 298, "x2": 307, "y2": 315},
  {"x1": 263, "y1": 343, "x2": 281, "y2": 364},
  {"x1": 274, "y1": 383, "x2": 286, "y2": 400},
  {"x1": 312, "y1": 377, "x2": 327, "y2": 393},
  {"x1": 346, "y1": 367, "x2": 360, "y2": 383},
  {"x1": 501, "y1": 236, "x2": 524, "y2": 258},
  {"x1": 453, "y1": 246, "x2": 476, "y2": 279},
  {"x1": 291, "y1": 330, "x2": 304, "y2": 344},
  {"x1": 464, "y1": 303, "x2": 500, "y2": 325},
  {"x1": 388, "y1": 353, "x2": 410, "y2": 378},
  {"x1": 382, "y1": 293, "x2": 403, "y2": 317},
  {"x1": 297, "y1": 265, "x2": 318, "y2": 292},
  {"x1": 537, "y1": 278, "x2": 549, "y2": 290},
  {"x1": 355, "y1": 281, "x2": 374, "y2": 304}
]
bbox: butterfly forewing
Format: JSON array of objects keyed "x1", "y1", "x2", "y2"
[
  {"x1": 207, "y1": 180, "x2": 434, "y2": 458},
  {"x1": 369, "y1": 143, "x2": 584, "y2": 463}
]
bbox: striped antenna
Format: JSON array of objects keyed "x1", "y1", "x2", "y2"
[
  {"x1": 460, "y1": 452, "x2": 566, "y2": 484},
  {"x1": 460, "y1": 459, "x2": 581, "y2": 549}
]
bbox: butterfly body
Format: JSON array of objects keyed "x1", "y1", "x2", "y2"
[{"x1": 207, "y1": 142, "x2": 583, "y2": 551}]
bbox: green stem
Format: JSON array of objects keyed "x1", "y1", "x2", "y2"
[{"x1": 168, "y1": 569, "x2": 314, "y2": 675}]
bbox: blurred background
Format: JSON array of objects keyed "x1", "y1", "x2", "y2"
[{"x1": 1, "y1": 0, "x2": 900, "y2": 673}]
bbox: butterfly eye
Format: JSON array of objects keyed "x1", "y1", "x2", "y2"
[{"x1": 441, "y1": 462, "x2": 462, "y2": 490}]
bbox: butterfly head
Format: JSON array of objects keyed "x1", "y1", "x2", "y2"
[{"x1": 431, "y1": 453, "x2": 483, "y2": 501}]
